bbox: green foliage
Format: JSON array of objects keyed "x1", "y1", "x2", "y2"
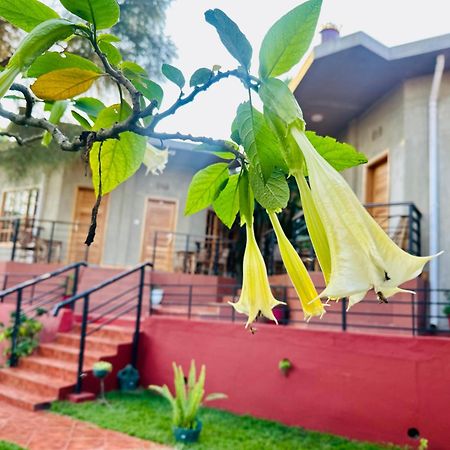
[
  {"x1": 59, "y1": 0, "x2": 120, "y2": 30},
  {"x1": 90, "y1": 103, "x2": 147, "y2": 195},
  {"x1": 0, "y1": 310, "x2": 44, "y2": 364},
  {"x1": 234, "y1": 102, "x2": 287, "y2": 182},
  {"x1": 250, "y1": 168, "x2": 290, "y2": 213},
  {"x1": 149, "y1": 361, "x2": 227, "y2": 429},
  {"x1": 185, "y1": 163, "x2": 229, "y2": 216},
  {"x1": 238, "y1": 169, "x2": 254, "y2": 226},
  {"x1": 204, "y1": 9, "x2": 252, "y2": 71},
  {"x1": 27, "y1": 52, "x2": 103, "y2": 78},
  {"x1": 259, "y1": 78, "x2": 304, "y2": 129},
  {"x1": 213, "y1": 173, "x2": 241, "y2": 228},
  {"x1": 0, "y1": 0, "x2": 59, "y2": 32},
  {"x1": 52, "y1": 390, "x2": 401, "y2": 450},
  {"x1": 161, "y1": 63, "x2": 185, "y2": 90},
  {"x1": 122, "y1": 62, "x2": 164, "y2": 105},
  {"x1": 98, "y1": 40, "x2": 122, "y2": 65},
  {"x1": 259, "y1": 0, "x2": 322, "y2": 79},
  {"x1": 0, "y1": 441, "x2": 26, "y2": 450},
  {"x1": 42, "y1": 100, "x2": 69, "y2": 145},
  {"x1": 73, "y1": 97, "x2": 106, "y2": 120},
  {"x1": 190, "y1": 68, "x2": 213, "y2": 87},
  {"x1": 304, "y1": 132, "x2": 368, "y2": 173}
]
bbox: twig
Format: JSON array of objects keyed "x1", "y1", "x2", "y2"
[{"x1": 10, "y1": 83, "x2": 35, "y2": 117}]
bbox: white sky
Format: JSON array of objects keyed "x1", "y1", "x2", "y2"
[{"x1": 160, "y1": 0, "x2": 450, "y2": 139}]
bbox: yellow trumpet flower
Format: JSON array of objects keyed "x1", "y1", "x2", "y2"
[
  {"x1": 230, "y1": 222, "x2": 285, "y2": 327},
  {"x1": 143, "y1": 144, "x2": 169, "y2": 175},
  {"x1": 268, "y1": 211, "x2": 325, "y2": 320},
  {"x1": 291, "y1": 125, "x2": 440, "y2": 308}
]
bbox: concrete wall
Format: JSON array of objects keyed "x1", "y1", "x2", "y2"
[{"x1": 139, "y1": 317, "x2": 450, "y2": 449}]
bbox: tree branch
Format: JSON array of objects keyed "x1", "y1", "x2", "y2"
[{"x1": 10, "y1": 83, "x2": 35, "y2": 118}]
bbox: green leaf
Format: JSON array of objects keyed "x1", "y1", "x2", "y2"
[
  {"x1": 259, "y1": 0, "x2": 322, "y2": 79},
  {"x1": 27, "y1": 52, "x2": 102, "y2": 78},
  {"x1": 213, "y1": 173, "x2": 240, "y2": 228},
  {"x1": 185, "y1": 163, "x2": 229, "y2": 216},
  {"x1": 59, "y1": 0, "x2": 120, "y2": 30},
  {"x1": 31, "y1": 68, "x2": 102, "y2": 100},
  {"x1": 195, "y1": 143, "x2": 236, "y2": 160},
  {"x1": 98, "y1": 33, "x2": 120, "y2": 43},
  {"x1": 250, "y1": 168, "x2": 289, "y2": 212},
  {"x1": 71, "y1": 110, "x2": 92, "y2": 129},
  {"x1": 162, "y1": 63, "x2": 185, "y2": 89},
  {"x1": 132, "y1": 78, "x2": 164, "y2": 106},
  {"x1": 0, "y1": 0, "x2": 59, "y2": 32},
  {"x1": 121, "y1": 61, "x2": 147, "y2": 78},
  {"x1": 190, "y1": 68, "x2": 213, "y2": 87},
  {"x1": 238, "y1": 169, "x2": 254, "y2": 226},
  {"x1": 73, "y1": 97, "x2": 105, "y2": 119},
  {"x1": 204, "y1": 9, "x2": 252, "y2": 70},
  {"x1": 305, "y1": 131, "x2": 368, "y2": 173},
  {"x1": 90, "y1": 103, "x2": 147, "y2": 195},
  {"x1": 259, "y1": 78, "x2": 303, "y2": 128},
  {"x1": 42, "y1": 100, "x2": 68, "y2": 145},
  {"x1": 234, "y1": 102, "x2": 287, "y2": 182},
  {"x1": 98, "y1": 40, "x2": 122, "y2": 65}
]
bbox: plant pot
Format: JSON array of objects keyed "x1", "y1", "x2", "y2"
[
  {"x1": 173, "y1": 420, "x2": 202, "y2": 443},
  {"x1": 93, "y1": 368, "x2": 110, "y2": 379},
  {"x1": 151, "y1": 288, "x2": 164, "y2": 306}
]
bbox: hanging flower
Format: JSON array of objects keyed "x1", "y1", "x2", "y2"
[
  {"x1": 143, "y1": 144, "x2": 168, "y2": 175},
  {"x1": 229, "y1": 222, "x2": 285, "y2": 327},
  {"x1": 268, "y1": 211, "x2": 325, "y2": 320},
  {"x1": 291, "y1": 125, "x2": 440, "y2": 308}
]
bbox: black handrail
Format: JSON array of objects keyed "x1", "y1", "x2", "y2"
[
  {"x1": 1, "y1": 261, "x2": 87, "y2": 367},
  {"x1": 52, "y1": 262, "x2": 152, "y2": 394}
]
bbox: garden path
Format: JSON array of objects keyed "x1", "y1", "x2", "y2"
[{"x1": 0, "y1": 401, "x2": 171, "y2": 450}]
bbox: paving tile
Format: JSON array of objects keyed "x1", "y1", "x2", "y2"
[{"x1": 0, "y1": 400, "x2": 171, "y2": 450}]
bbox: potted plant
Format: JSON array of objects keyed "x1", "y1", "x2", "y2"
[
  {"x1": 93, "y1": 361, "x2": 113, "y2": 403},
  {"x1": 149, "y1": 360, "x2": 226, "y2": 443},
  {"x1": 443, "y1": 291, "x2": 450, "y2": 327}
]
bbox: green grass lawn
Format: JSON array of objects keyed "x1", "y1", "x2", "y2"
[
  {"x1": 51, "y1": 390, "x2": 402, "y2": 450},
  {"x1": 0, "y1": 442, "x2": 25, "y2": 450}
]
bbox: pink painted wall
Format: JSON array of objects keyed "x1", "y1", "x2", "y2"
[{"x1": 138, "y1": 317, "x2": 450, "y2": 450}]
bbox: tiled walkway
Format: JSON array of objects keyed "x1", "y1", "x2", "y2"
[{"x1": 0, "y1": 401, "x2": 171, "y2": 450}]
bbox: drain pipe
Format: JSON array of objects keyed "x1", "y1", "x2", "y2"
[{"x1": 428, "y1": 54, "x2": 445, "y2": 327}]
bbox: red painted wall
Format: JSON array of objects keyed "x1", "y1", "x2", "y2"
[{"x1": 138, "y1": 317, "x2": 450, "y2": 449}]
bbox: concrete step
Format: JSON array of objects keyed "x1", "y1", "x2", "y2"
[
  {"x1": 37, "y1": 342, "x2": 109, "y2": 367},
  {"x1": 55, "y1": 332, "x2": 124, "y2": 353},
  {"x1": 0, "y1": 367, "x2": 68, "y2": 398},
  {"x1": 19, "y1": 356, "x2": 78, "y2": 383},
  {"x1": 72, "y1": 323, "x2": 134, "y2": 341},
  {"x1": 0, "y1": 383, "x2": 53, "y2": 411}
]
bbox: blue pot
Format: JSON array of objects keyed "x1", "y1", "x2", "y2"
[
  {"x1": 93, "y1": 368, "x2": 109, "y2": 378},
  {"x1": 173, "y1": 420, "x2": 202, "y2": 443}
]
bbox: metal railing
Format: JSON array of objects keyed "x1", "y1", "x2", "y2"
[
  {"x1": 150, "y1": 231, "x2": 237, "y2": 276},
  {"x1": 148, "y1": 282, "x2": 450, "y2": 337},
  {"x1": 265, "y1": 202, "x2": 422, "y2": 274},
  {"x1": 0, "y1": 217, "x2": 93, "y2": 264},
  {"x1": 0, "y1": 262, "x2": 87, "y2": 366},
  {"x1": 52, "y1": 262, "x2": 153, "y2": 393}
]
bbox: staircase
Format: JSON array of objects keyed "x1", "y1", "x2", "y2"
[
  {"x1": 0, "y1": 263, "x2": 149, "y2": 411},
  {"x1": 0, "y1": 322, "x2": 134, "y2": 411}
]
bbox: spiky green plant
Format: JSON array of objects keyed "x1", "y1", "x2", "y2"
[{"x1": 149, "y1": 360, "x2": 227, "y2": 429}]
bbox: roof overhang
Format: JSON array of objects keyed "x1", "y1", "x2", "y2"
[{"x1": 292, "y1": 32, "x2": 450, "y2": 136}]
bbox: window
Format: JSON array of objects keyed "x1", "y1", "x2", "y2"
[{"x1": 0, "y1": 188, "x2": 39, "y2": 242}]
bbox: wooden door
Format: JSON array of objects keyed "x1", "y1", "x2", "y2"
[
  {"x1": 141, "y1": 197, "x2": 177, "y2": 271},
  {"x1": 366, "y1": 154, "x2": 389, "y2": 228},
  {"x1": 68, "y1": 187, "x2": 108, "y2": 264}
]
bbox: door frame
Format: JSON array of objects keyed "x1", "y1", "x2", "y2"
[
  {"x1": 139, "y1": 195, "x2": 179, "y2": 263},
  {"x1": 363, "y1": 150, "x2": 390, "y2": 204},
  {"x1": 69, "y1": 185, "x2": 109, "y2": 265}
]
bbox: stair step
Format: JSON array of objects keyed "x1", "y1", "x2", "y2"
[
  {"x1": 0, "y1": 381, "x2": 54, "y2": 411},
  {"x1": 72, "y1": 323, "x2": 134, "y2": 340},
  {"x1": 0, "y1": 367, "x2": 68, "y2": 397},
  {"x1": 19, "y1": 356, "x2": 78, "y2": 383},
  {"x1": 38, "y1": 342, "x2": 110, "y2": 366},
  {"x1": 55, "y1": 332, "x2": 125, "y2": 353}
]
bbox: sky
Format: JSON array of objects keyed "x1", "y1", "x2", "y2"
[{"x1": 159, "y1": 0, "x2": 450, "y2": 139}]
